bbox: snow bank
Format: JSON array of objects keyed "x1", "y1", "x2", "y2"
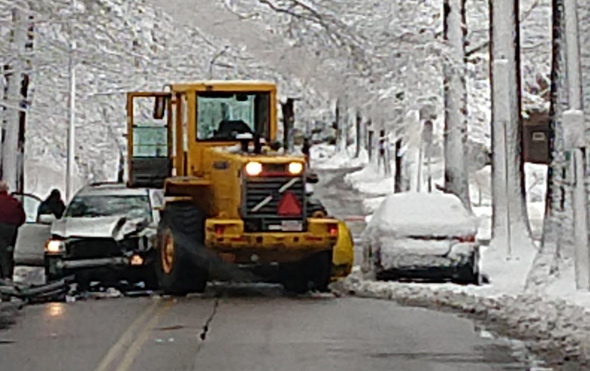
[
  {"x1": 365, "y1": 192, "x2": 478, "y2": 238},
  {"x1": 345, "y1": 163, "x2": 394, "y2": 196},
  {"x1": 310, "y1": 144, "x2": 368, "y2": 170}
]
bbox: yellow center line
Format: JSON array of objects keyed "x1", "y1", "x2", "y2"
[
  {"x1": 114, "y1": 300, "x2": 175, "y2": 371},
  {"x1": 93, "y1": 300, "x2": 160, "y2": 371}
]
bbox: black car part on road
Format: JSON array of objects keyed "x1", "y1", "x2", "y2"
[{"x1": 0, "y1": 275, "x2": 74, "y2": 302}]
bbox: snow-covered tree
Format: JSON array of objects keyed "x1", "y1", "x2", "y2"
[{"x1": 0, "y1": 0, "x2": 336, "y2": 196}]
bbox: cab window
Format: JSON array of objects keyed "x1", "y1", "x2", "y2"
[{"x1": 196, "y1": 92, "x2": 269, "y2": 141}]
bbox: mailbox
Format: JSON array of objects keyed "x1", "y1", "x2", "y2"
[{"x1": 522, "y1": 110, "x2": 549, "y2": 164}]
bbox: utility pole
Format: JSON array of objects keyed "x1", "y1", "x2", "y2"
[
  {"x1": 66, "y1": 0, "x2": 77, "y2": 201},
  {"x1": 562, "y1": 0, "x2": 590, "y2": 290}
]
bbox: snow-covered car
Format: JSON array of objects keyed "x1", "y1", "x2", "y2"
[
  {"x1": 361, "y1": 192, "x2": 481, "y2": 285},
  {"x1": 44, "y1": 183, "x2": 163, "y2": 287}
]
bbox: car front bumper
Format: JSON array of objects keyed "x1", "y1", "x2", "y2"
[
  {"x1": 44, "y1": 252, "x2": 154, "y2": 279},
  {"x1": 54, "y1": 257, "x2": 130, "y2": 269}
]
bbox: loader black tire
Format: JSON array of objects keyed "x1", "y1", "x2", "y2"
[
  {"x1": 281, "y1": 250, "x2": 332, "y2": 294},
  {"x1": 156, "y1": 202, "x2": 209, "y2": 295}
]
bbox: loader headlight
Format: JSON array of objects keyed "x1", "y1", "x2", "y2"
[
  {"x1": 245, "y1": 161, "x2": 263, "y2": 176},
  {"x1": 46, "y1": 240, "x2": 65, "y2": 254},
  {"x1": 288, "y1": 162, "x2": 304, "y2": 175}
]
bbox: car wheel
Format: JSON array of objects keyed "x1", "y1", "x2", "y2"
[
  {"x1": 281, "y1": 250, "x2": 332, "y2": 294},
  {"x1": 156, "y1": 202, "x2": 209, "y2": 295},
  {"x1": 455, "y1": 248, "x2": 481, "y2": 286}
]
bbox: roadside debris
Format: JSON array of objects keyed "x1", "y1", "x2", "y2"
[
  {"x1": 0, "y1": 276, "x2": 73, "y2": 303},
  {"x1": 1, "y1": 275, "x2": 160, "y2": 305}
]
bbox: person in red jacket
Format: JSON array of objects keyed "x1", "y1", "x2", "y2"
[{"x1": 0, "y1": 181, "x2": 26, "y2": 280}]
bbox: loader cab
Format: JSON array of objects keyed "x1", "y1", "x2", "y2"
[{"x1": 126, "y1": 81, "x2": 278, "y2": 188}]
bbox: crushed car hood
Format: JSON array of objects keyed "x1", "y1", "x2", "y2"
[{"x1": 51, "y1": 216, "x2": 153, "y2": 241}]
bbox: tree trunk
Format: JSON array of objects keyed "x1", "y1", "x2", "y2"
[
  {"x1": 333, "y1": 99, "x2": 340, "y2": 148},
  {"x1": 0, "y1": 64, "x2": 5, "y2": 179},
  {"x1": 355, "y1": 111, "x2": 362, "y2": 158},
  {"x1": 17, "y1": 14, "x2": 34, "y2": 194},
  {"x1": 443, "y1": 0, "x2": 470, "y2": 207},
  {"x1": 340, "y1": 109, "x2": 348, "y2": 152},
  {"x1": 2, "y1": 7, "x2": 27, "y2": 191},
  {"x1": 534, "y1": 0, "x2": 566, "y2": 286},
  {"x1": 394, "y1": 139, "x2": 403, "y2": 193},
  {"x1": 562, "y1": 0, "x2": 590, "y2": 290},
  {"x1": 368, "y1": 130, "x2": 374, "y2": 161},
  {"x1": 489, "y1": 0, "x2": 533, "y2": 254},
  {"x1": 281, "y1": 98, "x2": 295, "y2": 153}
]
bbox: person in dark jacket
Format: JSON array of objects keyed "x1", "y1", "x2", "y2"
[
  {"x1": 0, "y1": 181, "x2": 26, "y2": 280},
  {"x1": 37, "y1": 189, "x2": 66, "y2": 220}
]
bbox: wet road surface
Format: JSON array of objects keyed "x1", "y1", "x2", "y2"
[
  {"x1": 0, "y1": 289, "x2": 541, "y2": 371},
  {"x1": 0, "y1": 169, "x2": 546, "y2": 370}
]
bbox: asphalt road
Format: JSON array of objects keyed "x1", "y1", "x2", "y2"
[
  {"x1": 0, "y1": 290, "x2": 543, "y2": 371},
  {"x1": 0, "y1": 169, "x2": 546, "y2": 370}
]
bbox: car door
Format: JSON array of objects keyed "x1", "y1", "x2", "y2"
[{"x1": 12, "y1": 193, "x2": 53, "y2": 266}]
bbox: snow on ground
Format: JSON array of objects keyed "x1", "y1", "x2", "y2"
[
  {"x1": 326, "y1": 153, "x2": 590, "y2": 366},
  {"x1": 344, "y1": 162, "x2": 394, "y2": 197},
  {"x1": 310, "y1": 144, "x2": 368, "y2": 170}
]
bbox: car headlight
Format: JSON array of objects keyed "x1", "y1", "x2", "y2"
[
  {"x1": 45, "y1": 240, "x2": 65, "y2": 254},
  {"x1": 245, "y1": 161, "x2": 263, "y2": 176},
  {"x1": 288, "y1": 162, "x2": 304, "y2": 175}
]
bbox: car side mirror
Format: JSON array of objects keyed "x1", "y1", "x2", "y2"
[{"x1": 38, "y1": 214, "x2": 56, "y2": 225}]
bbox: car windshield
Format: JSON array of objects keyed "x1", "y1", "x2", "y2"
[{"x1": 64, "y1": 195, "x2": 151, "y2": 220}]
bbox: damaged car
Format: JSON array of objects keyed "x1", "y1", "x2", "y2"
[
  {"x1": 361, "y1": 192, "x2": 481, "y2": 285},
  {"x1": 44, "y1": 183, "x2": 163, "y2": 288}
]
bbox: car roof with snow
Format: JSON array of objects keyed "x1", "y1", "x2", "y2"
[
  {"x1": 365, "y1": 192, "x2": 478, "y2": 238},
  {"x1": 75, "y1": 183, "x2": 151, "y2": 197}
]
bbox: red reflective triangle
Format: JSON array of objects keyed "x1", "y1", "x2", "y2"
[{"x1": 277, "y1": 191, "x2": 302, "y2": 216}]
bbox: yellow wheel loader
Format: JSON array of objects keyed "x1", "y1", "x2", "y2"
[{"x1": 126, "y1": 81, "x2": 352, "y2": 294}]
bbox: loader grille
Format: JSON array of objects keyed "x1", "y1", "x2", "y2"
[
  {"x1": 242, "y1": 176, "x2": 306, "y2": 232},
  {"x1": 243, "y1": 176, "x2": 305, "y2": 216}
]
